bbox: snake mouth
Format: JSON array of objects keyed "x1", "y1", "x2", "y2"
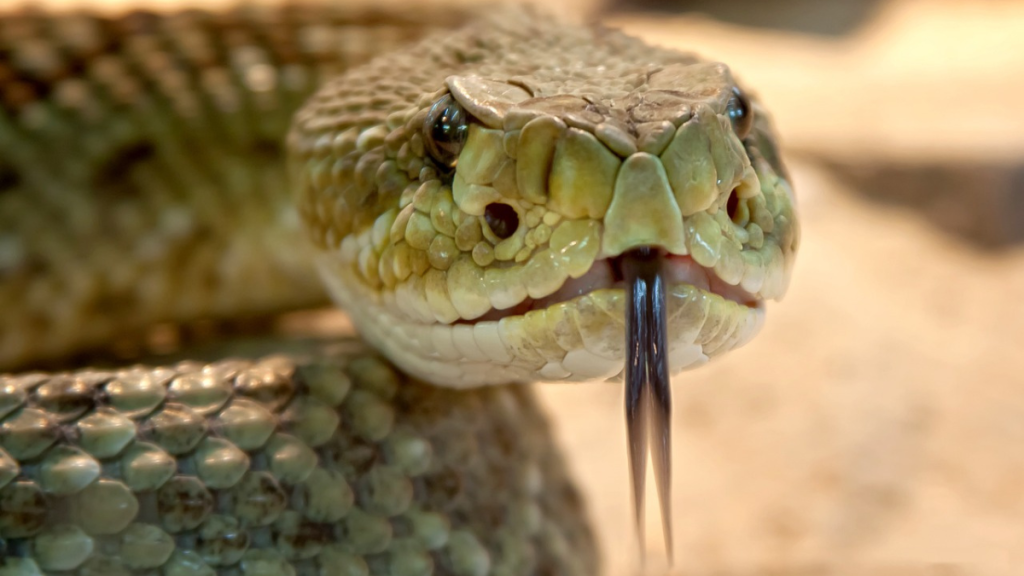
[
  {"x1": 475, "y1": 249, "x2": 754, "y2": 557},
  {"x1": 472, "y1": 253, "x2": 760, "y2": 323}
]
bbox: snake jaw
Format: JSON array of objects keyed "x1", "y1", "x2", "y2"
[
  {"x1": 294, "y1": 7, "x2": 797, "y2": 388},
  {"x1": 316, "y1": 241, "x2": 766, "y2": 388},
  {"x1": 473, "y1": 253, "x2": 760, "y2": 323}
]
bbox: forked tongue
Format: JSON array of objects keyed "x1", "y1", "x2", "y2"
[{"x1": 623, "y1": 247, "x2": 673, "y2": 564}]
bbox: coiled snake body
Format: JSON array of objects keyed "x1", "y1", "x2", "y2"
[{"x1": 0, "y1": 4, "x2": 797, "y2": 574}]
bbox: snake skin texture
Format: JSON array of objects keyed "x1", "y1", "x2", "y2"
[
  {"x1": 0, "y1": 1, "x2": 800, "y2": 573},
  {"x1": 0, "y1": 4, "x2": 600, "y2": 574},
  {"x1": 0, "y1": 341, "x2": 595, "y2": 575},
  {"x1": 0, "y1": 4, "x2": 467, "y2": 369}
]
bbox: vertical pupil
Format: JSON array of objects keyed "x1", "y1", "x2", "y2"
[
  {"x1": 434, "y1": 107, "x2": 462, "y2": 145},
  {"x1": 730, "y1": 96, "x2": 746, "y2": 119},
  {"x1": 435, "y1": 111, "x2": 453, "y2": 139}
]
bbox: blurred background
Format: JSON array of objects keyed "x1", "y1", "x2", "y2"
[
  {"x1": 539, "y1": 0, "x2": 1024, "y2": 574},
  {"x1": 20, "y1": 0, "x2": 1024, "y2": 573}
]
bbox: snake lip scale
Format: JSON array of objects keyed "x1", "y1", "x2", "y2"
[{"x1": 468, "y1": 253, "x2": 760, "y2": 324}]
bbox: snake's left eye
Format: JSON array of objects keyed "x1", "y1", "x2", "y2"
[
  {"x1": 424, "y1": 94, "x2": 469, "y2": 169},
  {"x1": 727, "y1": 86, "x2": 754, "y2": 140}
]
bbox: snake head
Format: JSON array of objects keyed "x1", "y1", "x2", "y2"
[{"x1": 289, "y1": 9, "x2": 798, "y2": 388}]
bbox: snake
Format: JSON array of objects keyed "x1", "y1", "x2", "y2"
[{"x1": 0, "y1": 3, "x2": 799, "y2": 574}]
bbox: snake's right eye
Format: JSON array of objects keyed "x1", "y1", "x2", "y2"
[
  {"x1": 726, "y1": 86, "x2": 754, "y2": 140},
  {"x1": 424, "y1": 94, "x2": 469, "y2": 169}
]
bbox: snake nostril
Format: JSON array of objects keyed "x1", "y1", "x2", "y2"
[{"x1": 483, "y1": 203, "x2": 519, "y2": 240}]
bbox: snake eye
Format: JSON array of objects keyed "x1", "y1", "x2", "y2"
[
  {"x1": 727, "y1": 86, "x2": 754, "y2": 140},
  {"x1": 423, "y1": 94, "x2": 469, "y2": 169},
  {"x1": 484, "y1": 203, "x2": 519, "y2": 240}
]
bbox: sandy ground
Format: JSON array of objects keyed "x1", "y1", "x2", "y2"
[{"x1": 609, "y1": 0, "x2": 1024, "y2": 164}]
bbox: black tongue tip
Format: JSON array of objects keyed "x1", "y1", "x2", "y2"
[{"x1": 622, "y1": 247, "x2": 674, "y2": 564}]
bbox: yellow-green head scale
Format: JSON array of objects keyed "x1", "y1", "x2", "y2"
[{"x1": 290, "y1": 7, "x2": 798, "y2": 388}]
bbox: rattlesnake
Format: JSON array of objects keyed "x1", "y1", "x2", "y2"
[{"x1": 0, "y1": 3, "x2": 798, "y2": 574}]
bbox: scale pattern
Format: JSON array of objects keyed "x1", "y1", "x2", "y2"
[
  {"x1": 0, "y1": 6, "x2": 600, "y2": 573},
  {"x1": 0, "y1": 343, "x2": 596, "y2": 575}
]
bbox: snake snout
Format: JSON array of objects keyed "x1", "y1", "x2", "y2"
[{"x1": 601, "y1": 154, "x2": 687, "y2": 258}]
